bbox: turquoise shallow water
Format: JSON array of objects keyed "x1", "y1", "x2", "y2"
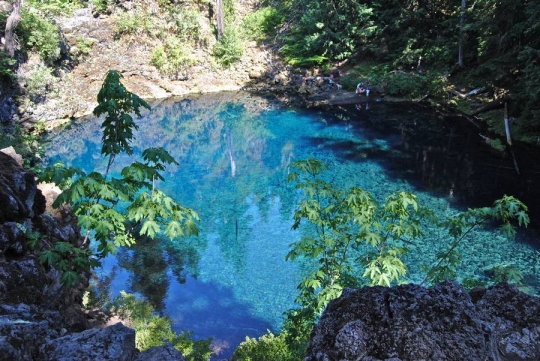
[{"x1": 45, "y1": 92, "x2": 540, "y2": 359}]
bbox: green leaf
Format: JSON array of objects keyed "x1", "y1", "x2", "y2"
[
  {"x1": 140, "y1": 220, "x2": 160, "y2": 239},
  {"x1": 165, "y1": 220, "x2": 184, "y2": 239},
  {"x1": 142, "y1": 147, "x2": 178, "y2": 166},
  {"x1": 60, "y1": 271, "x2": 81, "y2": 288},
  {"x1": 39, "y1": 249, "x2": 61, "y2": 266},
  {"x1": 518, "y1": 211, "x2": 530, "y2": 227}
]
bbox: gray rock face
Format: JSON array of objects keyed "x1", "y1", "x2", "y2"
[
  {"x1": 0, "y1": 152, "x2": 40, "y2": 222},
  {"x1": 38, "y1": 322, "x2": 186, "y2": 361},
  {"x1": 41, "y1": 323, "x2": 137, "y2": 361},
  {"x1": 0, "y1": 304, "x2": 61, "y2": 361},
  {"x1": 0, "y1": 151, "x2": 81, "y2": 308},
  {"x1": 305, "y1": 281, "x2": 540, "y2": 361}
]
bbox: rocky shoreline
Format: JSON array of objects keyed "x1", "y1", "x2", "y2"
[{"x1": 0, "y1": 4, "x2": 387, "y2": 131}]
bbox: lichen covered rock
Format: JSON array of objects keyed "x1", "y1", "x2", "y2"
[{"x1": 305, "y1": 281, "x2": 540, "y2": 361}]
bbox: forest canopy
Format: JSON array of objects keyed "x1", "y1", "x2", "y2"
[{"x1": 273, "y1": 0, "x2": 540, "y2": 141}]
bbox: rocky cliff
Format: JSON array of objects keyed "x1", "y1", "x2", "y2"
[
  {"x1": 305, "y1": 281, "x2": 540, "y2": 361},
  {"x1": 1, "y1": 2, "x2": 291, "y2": 129},
  {"x1": 0, "y1": 150, "x2": 185, "y2": 360}
]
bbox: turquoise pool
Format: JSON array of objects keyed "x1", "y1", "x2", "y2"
[{"x1": 45, "y1": 92, "x2": 540, "y2": 359}]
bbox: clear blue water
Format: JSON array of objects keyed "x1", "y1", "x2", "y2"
[{"x1": 45, "y1": 92, "x2": 540, "y2": 359}]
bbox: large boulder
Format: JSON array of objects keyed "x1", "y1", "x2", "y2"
[
  {"x1": 0, "y1": 151, "x2": 84, "y2": 309},
  {"x1": 306, "y1": 281, "x2": 540, "y2": 361},
  {"x1": 0, "y1": 151, "x2": 43, "y2": 222},
  {"x1": 0, "y1": 304, "x2": 62, "y2": 361},
  {"x1": 41, "y1": 322, "x2": 137, "y2": 361},
  {"x1": 40, "y1": 322, "x2": 186, "y2": 361}
]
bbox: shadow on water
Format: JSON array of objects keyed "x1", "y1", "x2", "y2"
[
  {"x1": 165, "y1": 277, "x2": 273, "y2": 360},
  {"x1": 115, "y1": 234, "x2": 205, "y2": 312},
  {"x1": 102, "y1": 252, "x2": 272, "y2": 360},
  {"x1": 314, "y1": 102, "x2": 540, "y2": 236}
]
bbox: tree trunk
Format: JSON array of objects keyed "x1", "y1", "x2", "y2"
[
  {"x1": 457, "y1": 0, "x2": 466, "y2": 67},
  {"x1": 216, "y1": 0, "x2": 224, "y2": 39},
  {"x1": 4, "y1": 0, "x2": 22, "y2": 57},
  {"x1": 470, "y1": 96, "x2": 509, "y2": 116},
  {"x1": 504, "y1": 102, "x2": 521, "y2": 175}
]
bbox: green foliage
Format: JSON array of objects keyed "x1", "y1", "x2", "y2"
[
  {"x1": 381, "y1": 72, "x2": 427, "y2": 98},
  {"x1": 279, "y1": 0, "x2": 374, "y2": 65},
  {"x1": 113, "y1": 10, "x2": 141, "y2": 37},
  {"x1": 213, "y1": 27, "x2": 245, "y2": 67},
  {"x1": 339, "y1": 62, "x2": 379, "y2": 90},
  {"x1": 274, "y1": 0, "x2": 537, "y2": 138},
  {"x1": 113, "y1": 9, "x2": 155, "y2": 38},
  {"x1": 40, "y1": 241, "x2": 98, "y2": 287},
  {"x1": 19, "y1": 10, "x2": 61, "y2": 63},
  {"x1": 284, "y1": 158, "x2": 428, "y2": 340},
  {"x1": 232, "y1": 330, "x2": 302, "y2": 361},
  {"x1": 0, "y1": 50, "x2": 16, "y2": 79},
  {"x1": 285, "y1": 159, "x2": 529, "y2": 341},
  {"x1": 484, "y1": 262, "x2": 524, "y2": 284},
  {"x1": 461, "y1": 277, "x2": 487, "y2": 290},
  {"x1": 76, "y1": 36, "x2": 95, "y2": 56},
  {"x1": 242, "y1": 6, "x2": 283, "y2": 41},
  {"x1": 512, "y1": 46, "x2": 540, "y2": 140},
  {"x1": 111, "y1": 291, "x2": 214, "y2": 360},
  {"x1": 26, "y1": 0, "x2": 83, "y2": 15},
  {"x1": 92, "y1": 0, "x2": 112, "y2": 14},
  {"x1": 173, "y1": 6, "x2": 209, "y2": 45},
  {"x1": 422, "y1": 195, "x2": 529, "y2": 285},
  {"x1": 0, "y1": 122, "x2": 46, "y2": 168},
  {"x1": 151, "y1": 38, "x2": 198, "y2": 79},
  {"x1": 82, "y1": 273, "x2": 114, "y2": 309},
  {"x1": 39, "y1": 70, "x2": 200, "y2": 285},
  {"x1": 21, "y1": 222, "x2": 97, "y2": 288},
  {"x1": 93, "y1": 70, "x2": 150, "y2": 162},
  {"x1": 487, "y1": 138, "x2": 506, "y2": 152},
  {"x1": 24, "y1": 64, "x2": 56, "y2": 102}
]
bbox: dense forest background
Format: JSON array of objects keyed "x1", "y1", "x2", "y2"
[{"x1": 275, "y1": 0, "x2": 540, "y2": 143}]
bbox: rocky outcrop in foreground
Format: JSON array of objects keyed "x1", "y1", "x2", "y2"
[
  {"x1": 306, "y1": 281, "x2": 540, "y2": 361},
  {"x1": 0, "y1": 150, "x2": 185, "y2": 360}
]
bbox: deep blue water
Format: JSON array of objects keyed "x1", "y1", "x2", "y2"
[{"x1": 45, "y1": 92, "x2": 540, "y2": 359}]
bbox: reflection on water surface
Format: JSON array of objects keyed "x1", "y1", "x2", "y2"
[{"x1": 45, "y1": 92, "x2": 540, "y2": 359}]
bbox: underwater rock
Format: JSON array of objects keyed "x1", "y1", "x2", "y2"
[{"x1": 306, "y1": 281, "x2": 540, "y2": 361}]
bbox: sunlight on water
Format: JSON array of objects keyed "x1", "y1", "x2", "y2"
[{"x1": 45, "y1": 92, "x2": 540, "y2": 359}]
